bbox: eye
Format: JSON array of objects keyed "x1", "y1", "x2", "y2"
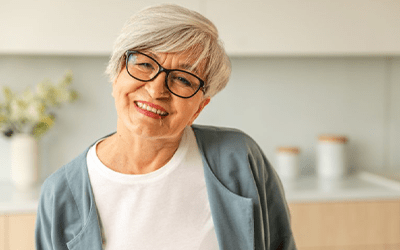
[
  {"x1": 137, "y1": 63, "x2": 154, "y2": 70},
  {"x1": 177, "y1": 76, "x2": 193, "y2": 87}
]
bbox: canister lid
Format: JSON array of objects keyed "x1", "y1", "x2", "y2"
[
  {"x1": 318, "y1": 134, "x2": 348, "y2": 143},
  {"x1": 276, "y1": 147, "x2": 300, "y2": 154}
]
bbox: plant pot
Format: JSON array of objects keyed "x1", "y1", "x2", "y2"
[{"x1": 11, "y1": 134, "x2": 39, "y2": 190}]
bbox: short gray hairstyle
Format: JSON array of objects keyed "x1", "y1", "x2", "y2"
[{"x1": 105, "y1": 4, "x2": 231, "y2": 98}]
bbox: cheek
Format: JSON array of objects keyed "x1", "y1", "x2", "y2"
[
  {"x1": 181, "y1": 100, "x2": 202, "y2": 120},
  {"x1": 113, "y1": 75, "x2": 144, "y2": 100}
]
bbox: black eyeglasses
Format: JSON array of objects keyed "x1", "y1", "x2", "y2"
[{"x1": 124, "y1": 50, "x2": 205, "y2": 99}]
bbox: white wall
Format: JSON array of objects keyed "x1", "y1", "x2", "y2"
[{"x1": 0, "y1": 55, "x2": 399, "y2": 183}]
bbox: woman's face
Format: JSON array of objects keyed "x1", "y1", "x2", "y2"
[{"x1": 112, "y1": 50, "x2": 210, "y2": 142}]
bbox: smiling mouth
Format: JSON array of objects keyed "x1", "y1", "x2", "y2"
[{"x1": 134, "y1": 101, "x2": 168, "y2": 116}]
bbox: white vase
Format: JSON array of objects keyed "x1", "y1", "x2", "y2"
[{"x1": 11, "y1": 134, "x2": 39, "y2": 190}]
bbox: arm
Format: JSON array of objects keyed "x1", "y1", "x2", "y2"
[
  {"x1": 35, "y1": 179, "x2": 56, "y2": 250},
  {"x1": 264, "y1": 161, "x2": 297, "y2": 250},
  {"x1": 35, "y1": 170, "x2": 75, "y2": 250},
  {"x1": 246, "y1": 136, "x2": 297, "y2": 250}
]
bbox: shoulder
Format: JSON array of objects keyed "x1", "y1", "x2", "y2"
[
  {"x1": 191, "y1": 124, "x2": 251, "y2": 138},
  {"x1": 191, "y1": 124, "x2": 268, "y2": 181},
  {"x1": 191, "y1": 124, "x2": 259, "y2": 152},
  {"x1": 191, "y1": 124, "x2": 278, "y2": 186},
  {"x1": 40, "y1": 165, "x2": 68, "y2": 197},
  {"x1": 38, "y1": 147, "x2": 90, "y2": 226},
  {"x1": 40, "y1": 132, "x2": 115, "y2": 196},
  {"x1": 36, "y1": 149, "x2": 90, "y2": 246},
  {"x1": 41, "y1": 149, "x2": 88, "y2": 193}
]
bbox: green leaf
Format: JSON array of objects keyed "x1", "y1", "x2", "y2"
[
  {"x1": 32, "y1": 122, "x2": 49, "y2": 139},
  {"x1": 59, "y1": 71, "x2": 73, "y2": 87},
  {"x1": 32, "y1": 115, "x2": 55, "y2": 139},
  {"x1": 3, "y1": 87, "x2": 13, "y2": 102},
  {"x1": 0, "y1": 114, "x2": 6, "y2": 124},
  {"x1": 46, "y1": 88, "x2": 60, "y2": 107},
  {"x1": 69, "y1": 90, "x2": 79, "y2": 102}
]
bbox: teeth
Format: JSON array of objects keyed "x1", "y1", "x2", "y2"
[{"x1": 135, "y1": 101, "x2": 167, "y2": 116}]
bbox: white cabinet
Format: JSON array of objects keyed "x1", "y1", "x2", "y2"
[
  {"x1": 0, "y1": 0, "x2": 201, "y2": 55},
  {"x1": 203, "y1": 0, "x2": 400, "y2": 56},
  {"x1": 1, "y1": 0, "x2": 400, "y2": 56}
]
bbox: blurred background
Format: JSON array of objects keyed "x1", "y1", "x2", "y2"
[{"x1": 0, "y1": 0, "x2": 399, "y2": 249}]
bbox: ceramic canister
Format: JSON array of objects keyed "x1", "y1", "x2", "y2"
[
  {"x1": 317, "y1": 134, "x2": 348, "y2": 179},
  {"x1": 276, "y1": 147, "x2": 300, "y2": 180}
]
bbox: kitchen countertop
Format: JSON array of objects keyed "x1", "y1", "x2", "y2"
[
  {"x1": 1, "y1": 171, "x2": 400, "y2": 214},
  {"x1": 363, "y1": 170, "x2": 400, "y2": 182},
  {"x1": 0, "y1": 182, "x2": 40, "y2": 214},
  {"x1": 283, "y1": 171, "x2": 400, "y2": 203}
]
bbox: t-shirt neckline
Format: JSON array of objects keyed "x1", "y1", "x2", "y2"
[{"x1": 88, "y1": 126, "x2": 191, "y2": 184}]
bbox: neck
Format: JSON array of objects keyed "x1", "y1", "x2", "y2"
[{"x1": 97, "y1": 125, "x2": 184, "y2": 175}]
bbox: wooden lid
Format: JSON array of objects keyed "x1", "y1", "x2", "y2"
[
  {"x1": 318, "y1": 134, "x2": 348, "y2": 143},
  {"x1": 276, "y1": 147, "x2": 300, "y2": 154}
]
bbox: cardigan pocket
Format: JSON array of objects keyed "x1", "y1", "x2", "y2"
[
  {"x1": 203, "y1": 162, "x2": 255, "y2": 250},
  {"x1": 66, "y1": 203, "x2": 103, "y2": 250}
]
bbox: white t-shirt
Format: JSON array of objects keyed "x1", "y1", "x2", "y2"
[{"x1": 86, "y1": 126, "x2": 219, "y2": 250}]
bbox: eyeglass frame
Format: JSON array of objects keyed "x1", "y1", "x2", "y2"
[{"x1": 124, "y1": 50, "x2": 206, "y2": 99}]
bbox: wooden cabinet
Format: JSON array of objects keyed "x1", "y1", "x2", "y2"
[
  {"x1": 0, "y1": 214, "x2": 36, "y2": 250},
  {"x1": 288, "y1": 200, "x2": 400, "y2": 250},
  {"x1": 0, "y1": 201, "x2": 400, "y2": 249},
  {"x1": 0, "y1": 216, "x2": 5, "y2": 250}
]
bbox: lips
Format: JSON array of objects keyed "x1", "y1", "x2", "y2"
[{"x1": 134, "y1": 100, "x2": 168, "y2": 119}]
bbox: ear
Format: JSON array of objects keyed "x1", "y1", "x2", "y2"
[
  {"x1": 188, "y1": 97, "x2": 211, "y2": 126},
  {"x1": 111, "y1": 67, "x2": 124, "y2": 98},
  {"x1": 111, "y1": 78, "x2": 117, "y2": 98}
]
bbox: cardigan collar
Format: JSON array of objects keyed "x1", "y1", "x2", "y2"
[{"x1": 64, "y1": 126, "x2": 256, "y2": 250}]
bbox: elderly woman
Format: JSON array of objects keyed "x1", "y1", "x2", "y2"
[{"x1": 35, "y1": 4, "x2": 296, "y2": 250}]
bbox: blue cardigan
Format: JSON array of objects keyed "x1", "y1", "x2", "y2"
[{"x1": 35, "y1": 125, "x2": 297, "y2": 250}]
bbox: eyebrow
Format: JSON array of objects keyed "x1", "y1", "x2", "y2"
[
  {"x1": 180, "y1": 63, "x2": 195, "y2": 71},
  {"x1": 147, "y1": 51, "x2": 160, "y2": 61}
]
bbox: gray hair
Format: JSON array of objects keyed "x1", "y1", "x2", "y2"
[{"x1": 105, "y1": 4, "x2": 231, "y2": 98}]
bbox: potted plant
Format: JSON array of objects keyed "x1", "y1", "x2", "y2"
[{"x1": 0, "y1": 71, "x2": 78, "y2": 189}]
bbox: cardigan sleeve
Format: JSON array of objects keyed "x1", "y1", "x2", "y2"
[
  {"x1": 191, "y1": 124, "x2": 297, "y2": 249},
  {"x1": 263, "y1": 159, "x2": 297, "y2": 250},
  {"x1": 35, "y1": 166, "x2": 81, "y2": 250},
  {"x1": 243, "y1": 130, "x2": 297, "y2": 249},
  {"x1": 35, "y1": 177, "x2": 56, "y2": 250}
]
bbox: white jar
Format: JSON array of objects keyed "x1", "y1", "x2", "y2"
[
  {"x1": 276, "y1": 147, "x2": 300, "y2": 180},
  {"x1": 317, "y1": 135, "x2": 348, "y2": 179}
]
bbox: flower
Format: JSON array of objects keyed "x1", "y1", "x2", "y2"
[{"x1": 0, "y1": 71, "x2": 78, "y2": 139}]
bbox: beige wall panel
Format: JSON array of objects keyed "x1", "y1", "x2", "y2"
[
  {"x1": 8, "y1": 214, "x2": 36, "y2": 250},
  {"x1": 0, "y1": 215, "x2": 6, "y2": 250},
  {"x1": 289, "y1": 200, "x2": 400, "y2": 247}
]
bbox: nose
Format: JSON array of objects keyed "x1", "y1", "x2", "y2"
[{"x1": 144, "y1": 71, "x2": 170, "y2": 99}]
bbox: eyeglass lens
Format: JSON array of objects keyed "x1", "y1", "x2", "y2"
[{"x1": 126, "y1": 52, "x2": 202, "y2": 98}]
